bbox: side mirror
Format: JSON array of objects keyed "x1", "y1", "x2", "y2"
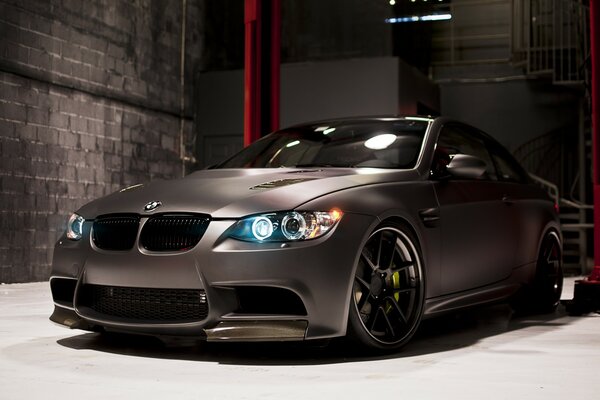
[{"x1": 446, "y1": 154, "x2": 487, "y2": 179}]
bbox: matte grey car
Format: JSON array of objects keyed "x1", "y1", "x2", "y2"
[{"x1": 50, "y1": 116, "x2": 563, "y2": 351}]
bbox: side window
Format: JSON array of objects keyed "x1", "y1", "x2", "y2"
[
  {"x1": 433, "y1": 124, "x2": 497, "y2": 180},
  {"x1": 486, "y1": 141, "x2": 530, "y2": 183}
]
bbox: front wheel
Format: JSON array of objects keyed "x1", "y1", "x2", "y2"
[{"x1": 347, "y1": 221, "x2": 425, "y2": 352}]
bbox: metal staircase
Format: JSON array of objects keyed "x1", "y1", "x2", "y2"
[
  {"x1": 520, "y1": 124, "x2": 592, "y2": 275},
  {"x1": 513, "y1": 0, "x2": 592, "y2": 274},
  {"x1": 512, "y1": 0, "x2": 590, "y2": 86},
  {"x1": 560, "y1": 199, "x2": 593, "y2": 273}
]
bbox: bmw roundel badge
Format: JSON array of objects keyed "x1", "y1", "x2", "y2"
[{"x1": 144, "y1": 201, "x2": 162, "y2": 212}]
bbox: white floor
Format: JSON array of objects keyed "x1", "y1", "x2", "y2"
[{"x1": 0, "y1": 278, "x2": 598, "y2": 400}]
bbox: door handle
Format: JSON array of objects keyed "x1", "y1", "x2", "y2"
[{"x1": 502, "y1": 194, "x2": 513, "y2": 204}]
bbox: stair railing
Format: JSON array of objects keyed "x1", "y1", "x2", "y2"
[
  {"x1": 559, "y1": 198, "x2": 593, "y2": 275},
  {"x1": 530, "y1": 173, "x2": 592, "y2": 275},
  {"x1": 512, "y1": 0, "x2": 590, "y2": 85}
]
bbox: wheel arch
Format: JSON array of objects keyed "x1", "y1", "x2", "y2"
[
  {"x1": 511, "y1": 220, "x2": 564, "y2": 314},
  {"x1": 537, "y1": 223, "x2": 562, "y2": 262},
  {"x1": 519, "y1": 221, "x2": 563, "y2": 286},
  {"x1": 527, "y1": 221, "x2": 562, "y2": 284},
  {"x1": 344, "y1": 214, "x2": 427, "y2": 349}
]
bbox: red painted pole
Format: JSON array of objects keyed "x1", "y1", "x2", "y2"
[
  {"x1": 270, "y1": 0, "x2": 281, "y2": 132},
  {"x1": 245, "y1": 0, "x2": 280, "y2": 145},
  {"x1": 591, "y1": 0, "x2": 600, "y2": 281},
  {"x1": 244, "y1": 0, "x2": 261, "y2": 147}
]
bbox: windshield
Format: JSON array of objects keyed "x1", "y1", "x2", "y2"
[{"x1": 217, "y1": 119, "x2": 429, "y2": 169}]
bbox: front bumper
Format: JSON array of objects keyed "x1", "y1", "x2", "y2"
[
  {"x1": 50, "y1": 306, "x2": 308, "y2": 341},
  {"x1": 50, "y1": 213, "x2": 375, "y2": 341}
]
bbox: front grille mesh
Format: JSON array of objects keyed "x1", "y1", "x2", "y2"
[
  {"x1": 80, "y1": 284, "x2": 208, "y2": 322},
  {"x1": 92, "y1": 215, "x2": 140, "y2": 251},
  {"x1": 140, "y1": 214, "x2": 210, "y2": 251}
]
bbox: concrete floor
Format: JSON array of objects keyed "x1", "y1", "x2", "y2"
[{"x1": 0, "y1": 278, "x2": 598, "y2": 399}]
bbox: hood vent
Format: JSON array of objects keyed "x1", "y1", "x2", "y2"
[{"x1": 250, "y1": 178, "x2": 316, "y2": 190}]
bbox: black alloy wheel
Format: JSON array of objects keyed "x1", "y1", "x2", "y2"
[
  {"x1": 534, "y1": 231, "x2": 563, "y2": 312},
  {"x1": 513, "y1": 231, "x2": 563, "y2": 314},
  {"x1": 347, "y1": 222, "x2": 424, "y2": 351}
]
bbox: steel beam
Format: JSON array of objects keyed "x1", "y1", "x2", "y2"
[{"x1": 244, "y1": 0, "x2": 280, "y2": 147}]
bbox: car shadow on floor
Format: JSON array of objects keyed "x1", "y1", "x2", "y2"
[{"x1": 56, "y1": 304, "x2": 574, "y2": 366}]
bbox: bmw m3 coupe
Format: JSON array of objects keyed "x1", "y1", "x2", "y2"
[{"x1": 50, "y1": 116, "x2": 563, "y2": 351}]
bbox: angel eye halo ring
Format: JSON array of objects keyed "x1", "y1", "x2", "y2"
[
  {"x1": 66, "y1": 213, "x2": 85, "y2": 240},
  {"x1": 251, "y1": 216, "x2": 274, "y2": 241},
  {"x1": 281, "y1": 212, "x2": 307, "y2": 240},
  {"x1": 229, "y1": 209, "x2": 343, "y2": 242}
]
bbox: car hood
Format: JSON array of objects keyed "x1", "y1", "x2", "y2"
[{"x1": 76, "y1": 168, "x2": 420, "y2": 219}]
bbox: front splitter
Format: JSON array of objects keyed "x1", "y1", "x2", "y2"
[
  {"x1": 204, "y1": 320, "x2": 308, "y2": 342},
  {"x1": 51, "y1": 305, "x2": 308, "y2": 342}
]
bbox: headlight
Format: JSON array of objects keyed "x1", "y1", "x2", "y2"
[
  {"x1": 66, "y1": 213, "x2": 85, "y2": 240},
  {"x1": 229, "y1": 209, "x2": 343, "y2": 242}
]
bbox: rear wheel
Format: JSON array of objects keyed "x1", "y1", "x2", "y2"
[
  {"x1": 347, "y1": 222, "x2": 425, "y2": 351},
  {"x1": 513, "y1": 231, "x2": 563, "y2": 314}
]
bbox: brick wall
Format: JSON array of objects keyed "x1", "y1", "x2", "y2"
[{"x1": 0, "y1": 0, "x2": 203, "y2": 283}]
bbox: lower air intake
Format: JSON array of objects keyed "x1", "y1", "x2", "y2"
[{"x1": 80, "y1": 284, "x2": 208, "y2": 322}]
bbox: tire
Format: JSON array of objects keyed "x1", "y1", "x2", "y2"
[
  {"x1": 347, "y1": 221, "x2": 425, "y2": 352},
  {"x1": 513, "y1": 231, "x2": 563, "y2": 314}
]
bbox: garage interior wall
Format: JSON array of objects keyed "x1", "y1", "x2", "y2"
[
  {"x1": 438, "y1": 74, "x2": 579, "y2": 152},
  {"x1": 0, "y1": 0, "x2": 203, "y2": 283},
  {"x1": 197, "y1": 57, "x2": 440, "y2": 167}
]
